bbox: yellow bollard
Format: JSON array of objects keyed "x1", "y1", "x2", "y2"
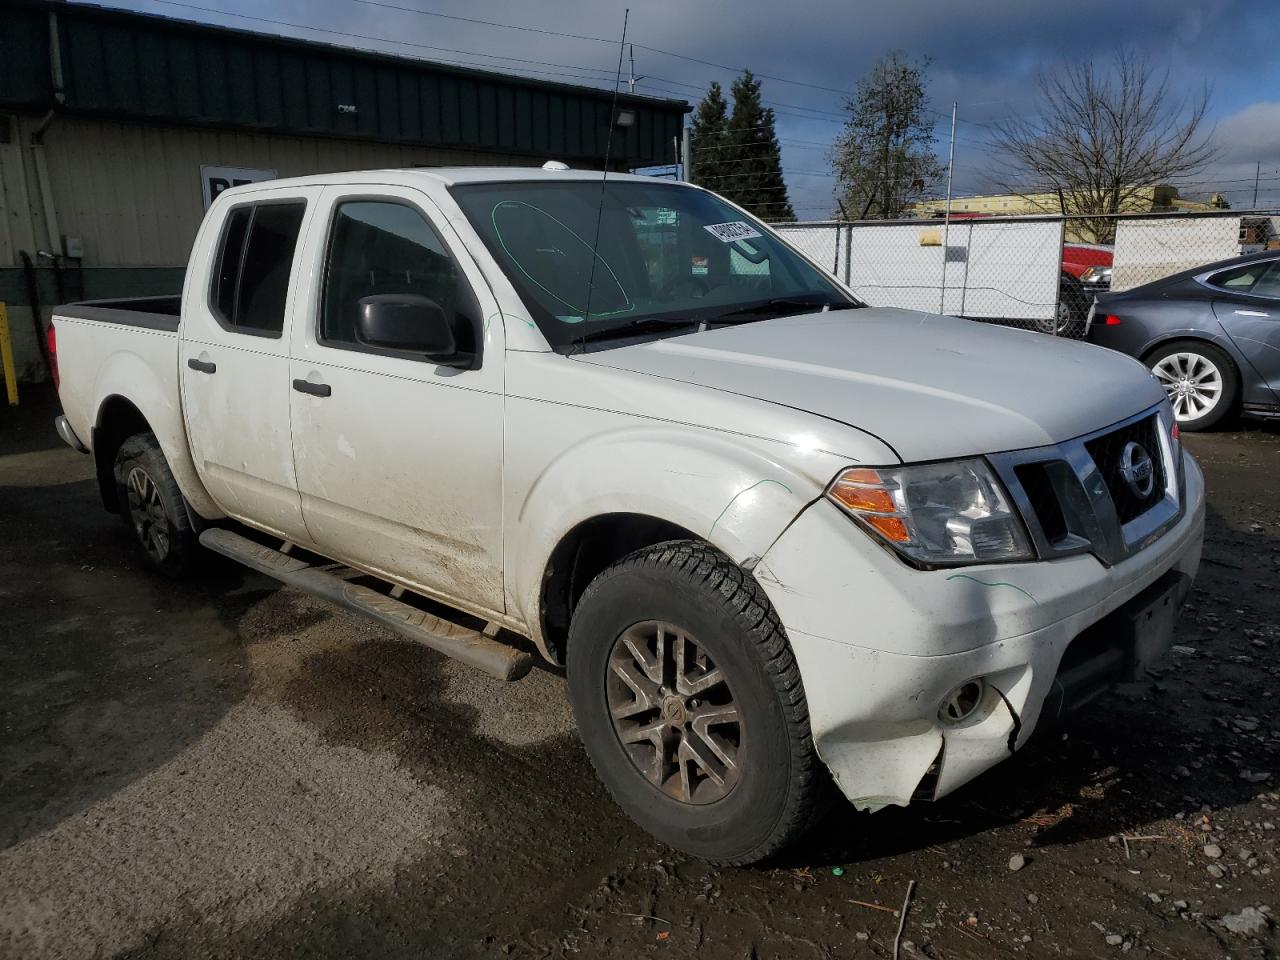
[{"x1": 0, "y1": 302, "x2": 18, "y2": 406}]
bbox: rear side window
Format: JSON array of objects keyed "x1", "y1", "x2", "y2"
[
  {"x1": 209, "y1": 201, "x2": 306, "y2": 336},
  {"x1": 320, "y1": 200, "x2": 461, "y2": 347},
  {"x1": 1208, "y1": 262, "x2": 1270, "y2": 292}
]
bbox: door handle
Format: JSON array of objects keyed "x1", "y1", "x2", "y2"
[
  {"x1": 1234, "y1": 309, "x2": 1270, "y2": 318},
  {"x1": 293, "y1": 378, "x2": 332, "y2": 398},
  {"x1": 187, "y1": 358, "x2": 216, "y2": 374}
]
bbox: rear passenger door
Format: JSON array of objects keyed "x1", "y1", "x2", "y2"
[
  {"x1": 180, "y1": 189, "x2": 319, "y2": 543},
  {"x1": 1206, "y1": 258, "x2": 1280, "y2": 404},
  {"x1": 286, "y1": 186, "x2": 507, "y2": 616}
]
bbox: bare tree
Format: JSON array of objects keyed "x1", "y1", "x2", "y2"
[{"x1": 991, "y1": 52, "x2": 1216, "y2": 242}]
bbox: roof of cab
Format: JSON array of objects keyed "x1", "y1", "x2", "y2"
[{"x1": 216, "y1": 166, "x2": 694, "y2": 198}]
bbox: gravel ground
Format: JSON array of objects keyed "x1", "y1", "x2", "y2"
[{"x1": 1, "y1": 387, "x2": 1277, "y2": 959}]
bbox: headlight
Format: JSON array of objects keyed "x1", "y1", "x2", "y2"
[
  {"x1": 1080, "y1": 265, "x2": 1112, "y2": 283},
  {"x1": 827, "y1": 460, "x2": 1033, "y2": 566}
]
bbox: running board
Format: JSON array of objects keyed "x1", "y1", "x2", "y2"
[{"x1": 199, "y1": 528, "x2": 533, "y2": 681}]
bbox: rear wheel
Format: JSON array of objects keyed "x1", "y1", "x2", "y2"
[
  {"x1": 1145, "y1": 340, "x2": 1238, "y2": 431},
  {"x1": 113, "y1": 432, "x2": 199, "y2": 576},
  {"x1": 566, "y1": 540, "x2": 824, "y2": 864}
]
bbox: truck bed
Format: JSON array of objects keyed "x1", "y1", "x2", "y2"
[{"x1": 54, "y1": 295, "x2": 182, "y2": 332}]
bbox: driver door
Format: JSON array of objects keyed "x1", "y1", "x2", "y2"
[{"x1": 287, "y1": 185, "x2": 507, "y2": 616}]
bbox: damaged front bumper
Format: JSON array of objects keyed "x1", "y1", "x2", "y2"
[{"x1": 754, "y1": 451, "x2": 1205, "y2": 812}]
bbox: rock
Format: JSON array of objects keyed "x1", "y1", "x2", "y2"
[
  {"x1": 1009, "y1": 853, "x2": 1027, "y2": 872},
  {"x1": 1171, "y1": 645, "x2": 1197, "y2": 656},
  {"x1": 1027, "y1": 893, "x2": 1039, "y2": 905},
  {"x1": 1172, "y1": 766, "x2": 1191, "y2": 779},
  {"x1": 1204, "y1": 843, "x2": 1223, "y2": 858},
  {"x1": 1105, "y1": 934, "x2": 1124, "y2": 946},
  {"x1": 1147, "y1": 893, "x2": 1162, "y2": 904},
  {"x1": 1221, "y1": 906, "x2": 1270, "y2": 937},
  {"x1": 1241, "y1": 771, "x2": 1271, "y2": 784},
  {"x1": 1173, "y1": 900, "x2": 1189, "y2": 911},
  {"x1": 1208, "y1": 864, "x2": 1227, "y2": 879},
  {"x1": 855, "y1": 932, "x2": 869, "y2": 942}
]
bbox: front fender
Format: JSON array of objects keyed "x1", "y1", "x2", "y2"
[{"x1": 505, "y1": 421, "x2": 853, "y2": 648}]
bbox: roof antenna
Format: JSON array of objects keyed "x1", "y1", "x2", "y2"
[{"x1": 577, "y1": 7, "x2": 629, "y2": 356}]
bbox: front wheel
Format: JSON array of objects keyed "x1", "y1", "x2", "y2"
[
  {"x1": 1146, "y1": 340, "x2": 1238, "y2": 431},
  {"x1": 567, "y1": 541, "x2": 825, "y2": 864},
  {"x1": 113, "y1": 432, "x2": 200, "y2": 576}
]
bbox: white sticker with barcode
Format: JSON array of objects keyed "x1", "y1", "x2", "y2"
[{"x1": 703, "y1": 221, "x2": 762, "y2": 243}]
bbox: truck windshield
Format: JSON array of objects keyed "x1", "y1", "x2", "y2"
[{"x1": 450, "y1": 179, "x2": 858, "y2": 351}]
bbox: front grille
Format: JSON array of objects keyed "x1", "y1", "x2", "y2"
[
  {"x1": 990, "y1": 404, "x2": 1182, "y2": 568},
  {"x1": 1014, "y1": 461, "x2": 1069, "y2": 543},
  {"x1": 1084, "y1": 416, "x2": 1166, "y2": 524}
]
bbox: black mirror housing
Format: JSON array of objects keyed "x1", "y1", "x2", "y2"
[{"x1": 355, "y1": 294, "x2": 472, "y2": 366}]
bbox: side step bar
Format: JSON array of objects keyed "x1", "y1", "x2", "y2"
[{"x1": 199, "y1": 528, "x2": 533, "y2": 681}]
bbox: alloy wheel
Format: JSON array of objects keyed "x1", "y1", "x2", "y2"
[
  {"x1": 126, "y1": 466, "x2": 171, "y2": 561},
  {"x1": 1152, "y1": 352, "x2": 1223, "y2": 422},
  {"x1": 606, "y1": 620, "x2": 743, "y2": 805}
]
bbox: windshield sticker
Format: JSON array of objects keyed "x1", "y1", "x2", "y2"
[
  {"x1": 704, "y1": 221, "x2": 762, "y2": 243},
  {"x1": 691, "y1": 255, "x2": 709, "y2": 277}
]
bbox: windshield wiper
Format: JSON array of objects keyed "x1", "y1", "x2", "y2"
[
  {"x1": 707, "y1": 297, "x2": 861, "y2": 325},
  {"x1": 572, "y1": 316, "x2": 700, "y2": 347}
]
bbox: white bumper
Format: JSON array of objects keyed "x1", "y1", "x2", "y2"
[{"x1": 755, "y1": 453, "x2": 1205, "y2": 811}]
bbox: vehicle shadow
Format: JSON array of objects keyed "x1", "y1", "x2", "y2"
[{"x1": 0, "y1": 464, "x2": 266, "y2": 851}]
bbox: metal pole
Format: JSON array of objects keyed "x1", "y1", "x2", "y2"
[
  {"x1": 628, "y1": 44, "x2": 636, "y2": 94},
  {"x1": 680, "y1": 126, "x2": 691, "y2": 182},
  {"x1": 939, "y1": 100, "x2": 957, "y2": 315},
  {"x1": 1253, "y1": 161, "x2": 1261, "y2": 209}
]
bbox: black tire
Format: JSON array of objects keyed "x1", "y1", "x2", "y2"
[
  {"x1": 566, "y1": 540, "x2": 824, "y2": 865},
  {"x1": 1144, "y1": 339, "x2": 1239, "y2": 432},
  {"x1": 113, "y1": 432, "x2": 200, "y2": 577},
  {"x1": 1041, "y1": 273, "x2": 1088, "y2": 337}
]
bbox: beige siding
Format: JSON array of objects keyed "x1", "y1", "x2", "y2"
[{"x1": 3, "y1": 114, "x2": 543, "y2": 268}]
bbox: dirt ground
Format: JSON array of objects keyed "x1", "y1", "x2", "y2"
[{"x1": 1, "y1": 386, "x2": 1277, "y2": 959}]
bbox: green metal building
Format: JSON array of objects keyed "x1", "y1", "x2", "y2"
[{"x1": 0, "y1": 0, "x2": 687, "y2": 379}]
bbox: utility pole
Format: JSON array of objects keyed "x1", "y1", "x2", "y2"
[
  {"x1": 680, "y1": 125, "x2": 691, "y2": 182},
  {"x1": 627, "y1": 44, "x2": 645, "y2": 94},
  {"x1": 1253, "y1": 161, "x2": 1261, "y2": 209},
  {"x1": 939, "y1": 100, "x2": 957, "y2": 315}
]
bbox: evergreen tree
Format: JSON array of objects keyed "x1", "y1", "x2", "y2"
[
  {"x1": 689, "y1": 81, "x2": 730, "y2": 188},
  {"x1": 724, "y1": 71, "x2": 793, "y2": 221}
]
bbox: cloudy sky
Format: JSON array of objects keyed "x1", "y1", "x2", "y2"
[{"x1": 100, "y1": 0, "x2": 1280, "y2": 218}]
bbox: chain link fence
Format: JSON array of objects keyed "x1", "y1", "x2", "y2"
[{"x1": 772, "y1": 209, "x2": 1280, "y2": 339}]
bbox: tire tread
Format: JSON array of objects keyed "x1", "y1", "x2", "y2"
[{"x1": 575, "y1": 539, "x2": 824, "y2": 866}]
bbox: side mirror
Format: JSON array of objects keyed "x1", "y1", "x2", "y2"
[{"x1": 355, "y1": 294, "x2": 470, "y2": 365}]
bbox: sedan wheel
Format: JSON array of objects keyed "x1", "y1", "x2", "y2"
[{"x1": 1151, "y1": 351, "x2": 1223, "y2": 423}]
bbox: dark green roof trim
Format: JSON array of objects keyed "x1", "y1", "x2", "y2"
[{"x1": 1, "y1": 0, "x2": 688, "y2": 166}]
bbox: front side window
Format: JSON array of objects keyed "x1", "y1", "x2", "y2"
[
  {"x1": 450, "y1": 180, "x2": 856, "y2": 351},
  {"x1": 321, "y1": 200, "x2": 462, "y2": 347},
  {"x1": 209, "y1": 201, "x2": 306, "y2": 336}
]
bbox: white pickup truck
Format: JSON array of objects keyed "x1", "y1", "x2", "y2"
[{"x1": 51, "y1": 167, "x2": 1204, "y2": 864}]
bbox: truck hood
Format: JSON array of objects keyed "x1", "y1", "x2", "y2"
[{"x1": 579, "y1": 308, "x2": 1165, "y2": 462}]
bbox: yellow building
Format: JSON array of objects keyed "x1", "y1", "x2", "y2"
[{"x1": 912, "y1": 186, "x2": 1227, "y2": 241}]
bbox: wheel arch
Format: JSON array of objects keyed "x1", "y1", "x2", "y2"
[
  {"x1": 538, "y1": 513, "x2": 706, "y2": 664},
  {"x1": 92, "y1": 394, "x2": 152, "y2": 511}
]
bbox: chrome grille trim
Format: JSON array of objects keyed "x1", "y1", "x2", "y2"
[{"x1": 988, "y1": 403, "x2": 1184, "y2": 567}]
